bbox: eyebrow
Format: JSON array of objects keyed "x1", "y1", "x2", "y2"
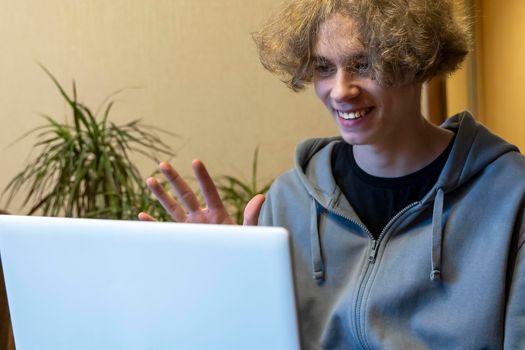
[
  {"x1": 312, "y1": 53, "x2": 367, "y2": 65},
  {"x1": 312, "y1": 56, "x2": 329, "y2": 64}
]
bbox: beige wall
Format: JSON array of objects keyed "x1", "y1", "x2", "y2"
[
  {"x1": 477, "y1": 0, "x2": 525, "y2": 151},
  {"x1": 0, "y1": 1, "x2": 336, "y2": 213}
]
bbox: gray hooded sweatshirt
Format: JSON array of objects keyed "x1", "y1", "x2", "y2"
[{"x1": 259, "y1": 112, "x2": 525, "y2": 349}]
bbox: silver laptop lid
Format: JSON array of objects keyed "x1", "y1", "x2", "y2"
[{"x1": 0, "y1": 215, "x2": 301, "y2": 350}]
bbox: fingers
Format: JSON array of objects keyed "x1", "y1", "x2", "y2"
[
  {"x1": 138, "y1": 212, "x2": 157, "y2": 221},
  {"x1": 243, "y1": 194, "x2": 266, "y2": 226},
  {"x1": 159, "y1": 162, "x2": 201, "y2": 213},
  {"x1": 147, "y1": 159, "x2": 240, "y2": 226},
  {"x1": 191, "y1": 159, "x2": 225, "y2": 211},
  {"x1": 146, "y1": 176, "x2": 187, "y2": 222}
]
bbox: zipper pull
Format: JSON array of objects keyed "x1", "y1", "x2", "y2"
[{"x1": 369, "y1": 240, "x2": 379, "y2": 264}]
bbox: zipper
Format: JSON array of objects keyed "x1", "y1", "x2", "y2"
[
  {"x1": 327, "y1": 201, "x2": 421, "y2": 349},
  {"x1": 376, "y1": 201, "x2": 420, "y2": 244},
  {"x1": 368, "y1": 239, "x2": 379, "y2": 263}
]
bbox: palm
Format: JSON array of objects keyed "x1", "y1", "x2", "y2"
[
  {"x1": 138, "y1": 160, "x2": 264, "y2": 226},
  {"x1": 186, "y1": 208, "x2": 235, "y2": 225}
]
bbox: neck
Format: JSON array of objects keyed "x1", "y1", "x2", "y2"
[{"x1": 353, "y1": 117, "x2": 453, "y2": 177}]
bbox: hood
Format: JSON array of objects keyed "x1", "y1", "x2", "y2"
[
  {"x1": 427, "y1": 112, "x2": 519, "y2": 200},
  {"x1": 293, "y1": 112, "x2": 519, "y2": 283}
]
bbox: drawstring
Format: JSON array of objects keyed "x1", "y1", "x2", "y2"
[
  {"x1": 310, "y1": 200, "x2": 325, "y2": 283},
  {"x1": 308, "y1": 189, "x2": 445, "y2": 283},
  {"x1": 431, "y1": 188, "x2": 445, "y2": 281}
]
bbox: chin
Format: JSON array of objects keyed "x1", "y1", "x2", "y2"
[{"x1": 339, "y1": 133, "x2": 369, "y2": 145}]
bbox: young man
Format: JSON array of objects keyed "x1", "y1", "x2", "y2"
[{"x1": 140, "y1": 1, "x2": 525, "y2": 348}]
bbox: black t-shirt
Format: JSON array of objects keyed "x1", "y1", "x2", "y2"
[{"x1": 331, "y1": 139, "x2": 454, "y2": 239}]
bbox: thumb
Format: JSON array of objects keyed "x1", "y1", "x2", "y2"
[
  {"x1": 243, "y1": 194, "x2": 266, "y2": 226},
  {"x1": 138, "y1": 212, "x2": 157, "y2": 222}
]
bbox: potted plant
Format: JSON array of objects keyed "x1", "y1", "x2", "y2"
[{"x1": 2, "y1": 66, "x2": 175, "y2": 220}]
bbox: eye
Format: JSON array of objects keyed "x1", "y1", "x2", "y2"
[
  {"x1": 347, "y1": 58, "x2": 370, "y2": 75},
  {"x1": 313, "y1": 61, "x2": 336, "y2": 76},
  {"x1": 356, "y1": 61, "x2": 370, "y2": 72}
]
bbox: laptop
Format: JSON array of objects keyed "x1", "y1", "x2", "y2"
[{"x1": 0, "y1": 215, "x2": 301, "y2": 350}]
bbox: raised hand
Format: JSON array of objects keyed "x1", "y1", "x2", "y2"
[{"x1": 138, "y1": 159, "x2": 265, "y2": 225}]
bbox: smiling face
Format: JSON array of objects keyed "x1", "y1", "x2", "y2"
[{"x1": 313, "y1": 13, "x2": 423, "y2": 148}]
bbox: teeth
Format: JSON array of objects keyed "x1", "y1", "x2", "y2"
[{"x1": 338, "y1": 108, "x2": 368, "y2": 120}]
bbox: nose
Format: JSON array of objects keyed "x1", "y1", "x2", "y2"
[{"x1": 330, "y1": 70, "x2": 360, "y2": 102}]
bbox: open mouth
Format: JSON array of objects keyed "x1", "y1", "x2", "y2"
[{"x1": 337, "y1": 107, "x2": 374, "y2": 120}]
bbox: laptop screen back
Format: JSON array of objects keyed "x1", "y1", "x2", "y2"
[{"x1": 0, "y1": 215, "x2": 301, "y2": 350}]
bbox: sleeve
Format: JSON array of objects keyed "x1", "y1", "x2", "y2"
[{"x1": 504, "y1": 237, "x2": 525, "y2": 348}]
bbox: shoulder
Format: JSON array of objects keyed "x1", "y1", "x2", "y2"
[
  {"x1": 259, "y1": 169, "x2": 311, "y2": 226},
  {"x1": 489, "y1": 151, "x2": 525, "y2": 182},
  {"x1": 499, "y1": 150, "x2": 525, "y2": 168},
  {"x1": 266, "y1": 169, "x2": 309, "y2": 203}
]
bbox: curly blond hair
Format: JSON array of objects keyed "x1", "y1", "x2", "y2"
[{"x1": 252, "y1": 0, "x2": 471, "y2": 90}]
